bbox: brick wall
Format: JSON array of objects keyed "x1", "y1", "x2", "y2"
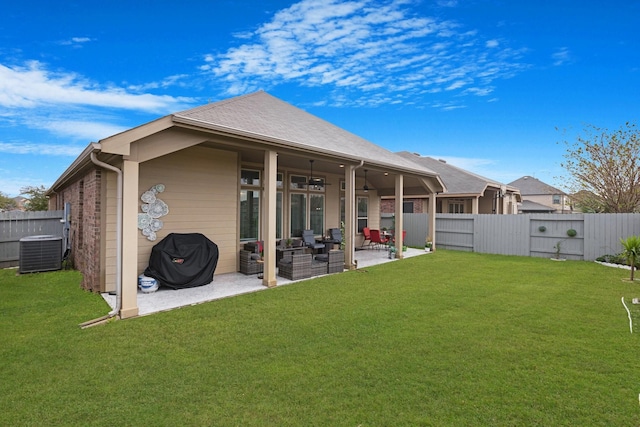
[
  {"x1": 380, "y1": 198, "x2": 426, "y2": 214},
  {"x1": 54, "y1": 168, "x2": 102, "y2": 291}
]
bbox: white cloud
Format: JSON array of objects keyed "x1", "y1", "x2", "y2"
[
  {"x1": 204, "y1": 0, "x2": 528, "y2": 107},
  {"x1": 552, "y1": 47, "x2": 571, "y2": 66},
  {"x1": 58, "y1": 37, "x2": 93, "y2": 46},
  {"x1": 486, "y1": 39, "x2": 499, "y2": 48},
  {"x1": 0, "y1": 61, "x2": 194, "y2": 112},
  {"x1": 0, "y1": 141, "x2": 82, "y2": 156},
  {"x1": 35, "y1": 120, "x2": 127, "y2": 141}
]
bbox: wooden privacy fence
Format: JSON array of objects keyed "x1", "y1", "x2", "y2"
[
  {"x1": 396, "y1": 213, "x2": 640, "y2": 261},
  {"x1": 0, "y1": 210, "x2": 64, "y2": 268}
]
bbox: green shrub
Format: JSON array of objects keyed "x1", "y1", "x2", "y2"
[{"x1": 597, "y1": 252, "x2": 640, "y2": 268}]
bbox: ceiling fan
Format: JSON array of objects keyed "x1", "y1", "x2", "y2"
[
  {"x1": 363, "y1": 169, "x2": 369, "y2": 192},
  {"x1": 305, "y1": 160, "x2": 330, "y2": 187}
]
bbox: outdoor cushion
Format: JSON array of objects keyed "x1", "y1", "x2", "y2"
[{"x1": 315, "y1": 254, "x2": 329, "y2": 262}]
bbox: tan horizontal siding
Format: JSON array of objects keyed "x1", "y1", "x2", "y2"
[{"x1": 137, "y1": 146, "x2": 238, "y2": 276}]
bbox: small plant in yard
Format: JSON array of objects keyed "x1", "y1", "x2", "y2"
[
  {"x1": 425, "y1": 238, "x2": 433, "y2": 252},
  {"x1": 620, "y1": 235, "x2": 640, "y2": 281},
  {"x1": 553, "y1": 240, "x2": 563, "y2": 259},
  {"x1": 596, "y1": 253, "x2": 640, "y2": 268}
]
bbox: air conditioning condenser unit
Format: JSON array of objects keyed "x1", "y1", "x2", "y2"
[{"x1": 19, "y1": 235, "x2": 63, "y2": 274}]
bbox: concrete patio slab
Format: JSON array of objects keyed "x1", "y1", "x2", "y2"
[{"x1": 101, "y1": 247, "x2": 428, "y2": 316}]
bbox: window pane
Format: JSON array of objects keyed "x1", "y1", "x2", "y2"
[
  {"x1": 310, "y1": 194, "x2": 324, "y2": 235},
  {"x1": 240, "y1": 189, "x2": 259, "y2": 241},
  {"x1": 290, "y1": 175, "x2": 307, "y2": 190},
  {"x1": 357, "y1": 197, "x2": 368, "y2": 233},
  {"x1": 276, "y1": 192, "x2": 283, "y2": 239},
  {"x1": 290, "y1": 193, "x2": 306, "y2": 237},
  {"x1": 357, "y1": 197, "x2": 368, "y2": 217},
  {"x1": 241, "y1": 169, "x2": 260, "y2": 186}
]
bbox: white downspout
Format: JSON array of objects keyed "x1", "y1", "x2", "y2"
[{"x1": 80, "y1": 151, "x2": 123, "y2": 327}]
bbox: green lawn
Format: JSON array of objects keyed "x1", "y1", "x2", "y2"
[{"x1": 1, "y1": 251, "x2": 639, "y2": 426}]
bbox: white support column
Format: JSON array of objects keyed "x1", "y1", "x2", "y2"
[
  {"x1": 395, "y1": 174, "x2": 404, "y2": 259},
  {"x1": 120, "y1": 159, "x2": 139, "y2": 318},
  {"x1": 262, "y1": 150, "x2": 278, "y2": 288},
  {"x1": 345, "y1": 165, "x2": 356, "y2": 269},
  {"x1": 472, "y1": 196, "x2": 479, "y2": 214},
  {"x1": 429, "y1": 191, "x2": 437, "y2": 250}
]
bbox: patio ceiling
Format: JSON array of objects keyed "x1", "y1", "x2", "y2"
[{"x1": 198, "y1": 137, "x2": 439, "y2": 196}]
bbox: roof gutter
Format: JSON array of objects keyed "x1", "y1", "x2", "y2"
[{"x1": 80, "y1": 147, "x2": 123, "y2": 327}]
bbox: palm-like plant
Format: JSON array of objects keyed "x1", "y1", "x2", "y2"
[{"x1": 620, "y1": 235, "x2": 640, "y2": 281}]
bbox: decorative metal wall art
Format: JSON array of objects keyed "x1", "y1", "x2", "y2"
[{"x1": 137, "y1": 184, "x2": 168, "y2": 241}]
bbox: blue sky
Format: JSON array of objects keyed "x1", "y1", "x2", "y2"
[{"x1": 1, "y1": 0, "x2": 639, "y2": 197}]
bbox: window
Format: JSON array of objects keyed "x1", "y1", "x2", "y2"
[
  {"x1": 310, "y1": 194, "x2": 324, "y2": 235},
  {"x1": 553, "y1": 195, "x2": 561, "y2": 204},
  {"x1": 290, "y1": 193, "x2": 306, "y2": 237},
  {"x1": 449, "y1": 200, "x2": 464, "y2": 214},
  {"x1": 240, "y1": 170, "x2": 284, "y2": 241},
  {"x1": 357, "y1": 197, "x2": 368, "y2": 232},
  {"x1": 403, "y1": 201, "x2": 414, "y2": 213},
  {"x1": 289, "y1": 173, "x2": 325, "y2": 236},
  {"x1": 240, "y1": 189, "x2": 260, "y2": 241}
]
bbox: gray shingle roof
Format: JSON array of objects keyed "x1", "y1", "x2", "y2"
[
  {"x1": 508, "y1": 176, "x2": 565, "y2": 195},
  {"x1": 396, "y1": 151, "x2": 508, "y2": 194},
  {"x1": 173, "y1": 91, "x2": 438, "y2": 176},
  {"x1": 518, "y1": 200, "x2": 555, "y2": 212}
]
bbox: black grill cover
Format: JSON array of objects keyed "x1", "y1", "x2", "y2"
[{"x1": 144, "y1": 233, "x2": 219, "y2": 289}]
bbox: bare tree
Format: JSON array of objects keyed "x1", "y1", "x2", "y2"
[{"x1": 559, "y1": 122, "x2": 640, "y2": 213}]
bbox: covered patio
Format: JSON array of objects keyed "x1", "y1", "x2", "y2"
[{"x1": 102, "y1": 248, "x2": 429, "y2": 316}]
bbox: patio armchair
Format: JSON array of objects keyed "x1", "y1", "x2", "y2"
[
  {"x1": 239, "y1": 250, "x2": 263, "y2": 275},
  {"x1": 369, "y1": 229, "x2": 390, "y2": 250},
  {"x1": 302, "y1": 229, "x2": 325, "y2": 254},
  {"x1": 328, "y1": 228, "x2": 342, "y2": 244},
  {"x1": 239, "y1": 240, "x2": 264, "y2": 275},
  {"x1": 361, "y1": 227, "x2": 372, "y2": 249}
]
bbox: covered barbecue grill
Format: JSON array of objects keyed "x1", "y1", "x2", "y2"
[{"x1": 144, "y1": 233, "x2": 218, "y2": 289}]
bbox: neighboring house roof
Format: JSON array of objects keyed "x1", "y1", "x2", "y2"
[
  {"x1": 518, "y1": 200, "x2": 556, "y2": 212},
  {"x1": 509, "y1": 176, "x2": 565, "y2": 196},
  {"x1": 396, "y1": 151, "x2": 520, "y2": 198}
]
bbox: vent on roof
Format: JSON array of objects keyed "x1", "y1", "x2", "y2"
[
  {"x1": 438, "y1": 159, "x2": 447, "y2": 163},
  {"x1": 19, "y1": 235, "x2": 63, "y2": 274}
]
